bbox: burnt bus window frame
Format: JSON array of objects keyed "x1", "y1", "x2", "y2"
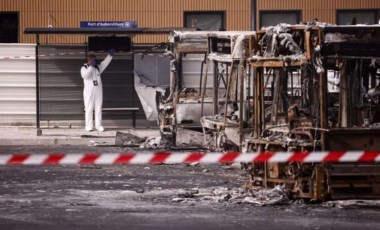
[
  {"x1": 0, "y1": 11, "x2": 19, "y2": 43},
  {"x1": 336, "y1": 9, "x2": 379, "y2": 25},
  {"x1": 259, "y1": 10, "x2": 301, "y2": 28},
  {"x1": 184, "y1": 11, "x2": 226, "y2": 31}
]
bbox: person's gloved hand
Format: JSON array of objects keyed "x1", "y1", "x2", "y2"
[
  {"x1": 108, "y1": 48, "x2": 116, "y2": 56},
  {"x1": 90, "y1": 59, "x2": 97, "y2": 67}
]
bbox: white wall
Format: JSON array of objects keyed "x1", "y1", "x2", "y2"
[{"x1": 0, "y1": 43, "x2": 36, "y2": 125}]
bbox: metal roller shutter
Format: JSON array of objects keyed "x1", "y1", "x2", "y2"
[
  {"x1": 38, "y1": 44, "x2": 142, "y2": 122},
  {"x1": 0, "y1": 43, "x2": 36, "y2": 125}
]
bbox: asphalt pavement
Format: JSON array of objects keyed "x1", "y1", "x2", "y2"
[
  {"x1": 1, "y1": 128, "x2": 380, "y2": 230},
  {"x1": 1, "y1": 146, "x2": 380, "y2": 230}
]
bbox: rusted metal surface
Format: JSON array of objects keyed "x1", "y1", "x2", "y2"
[
  {"x1": 325, "y1": 129, "x2": 380, "y2": 150},
  {"x1": 248, "y1": 25, "x2": 321, "y2": 152}
]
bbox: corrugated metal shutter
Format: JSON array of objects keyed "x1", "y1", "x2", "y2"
[
  {"x1": 38, "y1": 44, "x2": 141, "y2": 121},
  {"x1": 102, "y1": 53, "x2": 144, "y2": 119},
  {"x1": 38, "y1": 44, "x2": 86, "y2": 120},
  {"x1": 0, "y1": 43, "x2": 36, "y2": 125}
]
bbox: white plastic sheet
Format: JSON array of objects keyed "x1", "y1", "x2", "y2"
[{"x1": 134, "y1": 73, "x2": 165, "y2": 121}]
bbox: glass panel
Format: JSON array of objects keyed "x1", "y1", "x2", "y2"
[
  {"x1": 261, "y1": 11, "x2": 299, "y2": 28},
  {"x1": 0, "y1": 13, "x2": 19, "y2": 43},
  {"x1": 337, "y1": 11, "x2": 376, "y2": 25},
  {"x1": 185, "y1": 12, "x2": 223, "y2": 31}
]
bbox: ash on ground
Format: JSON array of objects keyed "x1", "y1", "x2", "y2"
[{"x1": 171, "y1": 185, "x2": 291, "y2": 206}]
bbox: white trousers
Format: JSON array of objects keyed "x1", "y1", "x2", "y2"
[{"x1": 83, "y1": 85, "x2": 103, "y2": 130}]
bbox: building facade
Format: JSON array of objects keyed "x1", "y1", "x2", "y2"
[
  {"x1": 0, "y1": 0, "x2": 251, "y2": 44},
  {"x1": 255, "y1": 0, "x2": 380, "y2": 29},
  {"x1": 1, "y1": 0, "x2": 380, "y2": 44}
]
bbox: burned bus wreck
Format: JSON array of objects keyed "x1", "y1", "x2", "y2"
[
  {"x1": 156, "y1": 31, "x2": 213, "y2": 146},
  {"x1": 248, "y1": 24, "x2": 321, "y2": 153},
  {"x1": 246, "y1": 24, "x2": 380, "y2": 200},
  {"x1": 151, "y1": 25, "x2": 380, "y2": 200},
  {"x1": 201, "y1": 31, "x2": 256, "y2": 151},
  {"x1": 157, "y1": 31, "x2": 255, "y2": 148}
]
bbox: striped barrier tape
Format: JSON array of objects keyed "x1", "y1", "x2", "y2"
[{"x1": 0, "y1": 151, "x2": 380, "y2": 165}]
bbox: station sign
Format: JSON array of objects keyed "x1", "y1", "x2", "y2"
[{"x1": 80, "y1": 21, "x2": 138, "y2": 28}]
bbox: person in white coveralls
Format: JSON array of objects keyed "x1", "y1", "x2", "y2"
[{"x1": 80, "y1": 49, "x2": 115, "y2": 132}]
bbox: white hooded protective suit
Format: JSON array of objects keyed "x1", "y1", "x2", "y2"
[{"x1": 80, "y1": 55, "x2": 112, "y2": 130}]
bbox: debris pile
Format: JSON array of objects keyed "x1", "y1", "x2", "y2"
[
  {"x1": 259, "y1": 24, "x2": 303, "y2": 58},
  {"x1": 114, "y1": 131, "x2": 161, "y2": 148},
  {"x1": 243, "y1": 185, "x2": 290, "y2": 206},
  {"x1": 140, "y1": 136, "x2": 162, "y2": 149},
  {"x1": 175, "y1": 128, "x2": 205, "y2": 148},
  {"x1": 113, "y1": 128, "x2": 205, "y2": 149},
  {"x1": 171, "y1": 187, "x2": 245, "y2": 204},
  {"x1": 322, "y1": 200, "x2": 380, "y2": 209},
  {"x1": 171, "y1": 185, "x2": 291, "y2": 206},
  {"x1": 115, "y1": 131, "x2": 145, "y2": 146}
]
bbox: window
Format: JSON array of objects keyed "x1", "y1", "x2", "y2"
[
  {"x1": 260, "y1": 10, "x2": 301, "y2": 28},
  {"x1": 184, "y1": 11, "x2": 225, "y2": 31},
  {"x1": 0, "y1": 12, "x2": 19, "y2": 43},
  {"x1": 337, "y1": 10, "x2": 378, "y2": 25}
]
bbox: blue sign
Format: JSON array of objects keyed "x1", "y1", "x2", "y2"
[{"x1": 80, "y1": 21, "x2": 138, "y2": 28}]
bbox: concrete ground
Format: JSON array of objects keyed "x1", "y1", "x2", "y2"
[{"x1": 0, "y1": 126, "x2": 159, "y2": 146}]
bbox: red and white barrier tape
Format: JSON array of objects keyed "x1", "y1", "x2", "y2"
[{"x1": 0, "y1": 151, "x2": 379, "y2": 165}]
